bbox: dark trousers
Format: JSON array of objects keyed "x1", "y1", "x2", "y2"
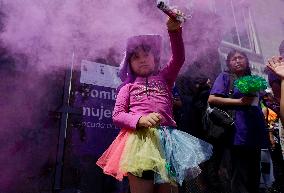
[
  {"x1": 269, "y1": 143, "x2": 284, "y2": 192},
  {"x1": 202, "y1": 140, "x2": 231, "y2": 193},
  {"x1": 231, "y1": 146, "x2": 261, "y2": 193}
]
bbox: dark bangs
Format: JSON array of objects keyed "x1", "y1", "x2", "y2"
[
  {"x1": 133, "y1": 44, "x2": 152, "y2": 54},
  {"x1": 128, "y1": 44, "x2": 151, "y2": 61},
  {"x1": 226, "y1": 49, "x2": 251, "y2": 75}
]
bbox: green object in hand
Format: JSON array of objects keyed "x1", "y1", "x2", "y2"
[{"x1": 234, "y1": 75, "x2": 267, "y2": 94}]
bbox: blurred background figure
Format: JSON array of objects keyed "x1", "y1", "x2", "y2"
[
  {"x1": 174, "y1": 74, "x2": 213, "y2": 193},
  {"x1": 175, "y1": 74, "x2": 211, "y2": 138},
  {"x1": 265, "y1": 40, "x2": 284, "y2": 193}
]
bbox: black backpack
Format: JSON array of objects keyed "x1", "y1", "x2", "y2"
[{"x1": 202, "y1": 73, "x2": 236, "y2": 141}]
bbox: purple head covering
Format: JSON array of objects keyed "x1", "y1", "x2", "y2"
[{"x1": 119, "y1": 34, "x2": 162, "y2": 83}]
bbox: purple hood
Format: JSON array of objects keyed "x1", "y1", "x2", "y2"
[{"x1": 119, "y1": 34, "x2": 162, "y2": 84}]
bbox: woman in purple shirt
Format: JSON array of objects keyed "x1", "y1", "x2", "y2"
[
  {"x1": 208, "y1": 50, "x2": 267, "y2": 193},
  {"x1": 96, "y1": 17, "x2": 212, "y2": 193}
]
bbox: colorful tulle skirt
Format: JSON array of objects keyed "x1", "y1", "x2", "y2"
[{"x1": 96, "y1": 126, "x2": 213, "y2": 185}]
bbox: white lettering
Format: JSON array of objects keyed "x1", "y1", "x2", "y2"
[
  {"x1": 90, "y1": 89, "x2": 99, "y2": 98},
  {"x1": 83, "y1": 107, "x2": 91, "y2": 116},
  {"x1": 91, "y1": 108, "x2": 99, "y2": 117},
  {"x1": 85, "y1": 88, "x2": 117, "y2": 100},
  {"x1": 104, "y1": 109, "x2": 112, "y2": 118},
  {"x1": 99, "y1": 91, "x2": 111, "y2": 100},
  {"x1": 82, "y1": 121, "x2": 114, "y2": 129},
  {"x1": 82, "y1": 105, "x2": 112, "y2": 120}
]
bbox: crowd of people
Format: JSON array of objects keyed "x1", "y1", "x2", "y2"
[
  {"x1": 175, "y1": 41, "x2": 284, "y2": 193},
  {"x1": 172, "y1": 43, "x2": 284, "y2": 193}
]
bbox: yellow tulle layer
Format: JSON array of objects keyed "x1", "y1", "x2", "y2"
[{"x1": 119, "y1": 127, "x2": 171, "y2": 183}]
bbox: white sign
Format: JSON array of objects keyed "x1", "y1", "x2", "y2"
[{"x1": 80, "y1": 60, "x2": 122, "y2": 88}]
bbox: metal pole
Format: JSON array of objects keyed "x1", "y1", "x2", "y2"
[{"x1": 53, "y1": 52, "x2": 76, "y2": 193}]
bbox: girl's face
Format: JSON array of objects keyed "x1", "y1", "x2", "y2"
[
  {"x1": 130, "y1": 46, "x2": 155, "y2": 77},
  {"x1": 228, "y1": 52, "x2": 248, "y2": 75}
]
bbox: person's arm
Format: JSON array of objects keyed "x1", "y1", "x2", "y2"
[
  {"x1": 161, "y1": 19, "x2": 185, "y2": 87},
  {"x1": 208, "y1": 94, "x2": 257, "y2": 107},
  {"x1": 280, "y1": 79, "x2": 284, "y2": 123},
  {"x1": 208, "y1": 95, "x2": 244, "y2": 106},
  {"x1": 208, "y1": 72, "x2": 256, "y2": 107},
  {"x1": 112, "y1": 85, "x2": 143, "y2": 129},
  {"x1": 267, "y1": 56, "x2": 284, "y2": 124}
]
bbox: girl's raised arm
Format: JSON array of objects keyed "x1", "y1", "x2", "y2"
[{"x1": 161, "y1": 18, "x2": 185, "y2": 88}]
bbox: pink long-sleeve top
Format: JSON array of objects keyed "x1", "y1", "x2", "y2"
[{"x1": 113, "y1": 28, "x2": 185, "y2": 129}]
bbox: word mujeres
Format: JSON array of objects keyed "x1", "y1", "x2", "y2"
[{"x1": 83, "y1": 105, "x2": 112, "y2": 120}]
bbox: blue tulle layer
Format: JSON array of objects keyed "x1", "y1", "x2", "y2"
[{"x1": 155, "y1": 126, "x2": 213, "y2": 185}]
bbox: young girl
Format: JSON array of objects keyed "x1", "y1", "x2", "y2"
[{"x1": 96, "y1": 17, "x2": 212, "y2": 193}]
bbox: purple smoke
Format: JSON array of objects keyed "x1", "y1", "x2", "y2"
[{"x1": 0, "y1": 0, "x2": 252, "y2": 192}]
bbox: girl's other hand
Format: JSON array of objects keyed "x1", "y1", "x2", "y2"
[
  {"x1": 267, "y1": 56, "x2": 284, "y2": 79},
  {"x1": 167, "y1": 16, "x2": 182, "y2": 31},
  {"x1": 137, "y1": 112, "x2": 162, "y2": 128}
]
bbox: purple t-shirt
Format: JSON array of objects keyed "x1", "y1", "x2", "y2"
[{"x1": 210, "y1": 72, "x2": 267, "y2": 147}]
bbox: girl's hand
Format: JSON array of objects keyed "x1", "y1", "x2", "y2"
[
  {"x1": 137, "y1": 112, "x2": 162, "y2": 128},
  {"x1": 167, "y1": 15, "x2": 182, "y2": 31},
  {"x1": 267, "y1": 56, "x2": 284, "y2": 79}
]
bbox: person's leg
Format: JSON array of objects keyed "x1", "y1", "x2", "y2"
[
  {"x1": 231, "y1": 146, "x2": 261, "y2": 193},
  {"x1": 156, "y1": 183, "x2": 178, "y2": 193},
  {"x1": 247, "y1": 149, "x2": 261, "y2": 193},
  {"x1": 231, "y1": 146, "x2": 249, "y2": 193},
  {"x1": 128, "y1": 173, "x2": 154, "y2": 193},
  {"x1": 202, "y1": 140, "x2": 228, "y2": 193},
  {"x1": 270, "y1": 143, "x2": 284, "y2": 192}
]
